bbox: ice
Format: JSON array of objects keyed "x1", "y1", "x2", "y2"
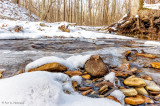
[
  {"x1": 0, "y1": 71, "x2": 122, "y2": 106},
  {"x1": 104, "y1": 72, "x2": 115, "y2": 84},
  {"x1": 25, "y1": 55, "x2": 91, "y2": 71}
]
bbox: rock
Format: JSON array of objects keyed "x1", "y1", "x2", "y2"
[
  {"x1": 99, "y1": 85, "x2": 108, "y2": 94},
  {"x1": 28, "y1": 62, "x2": 67, "y2": 72},
  {"x1": 124, "y1": 75, "x2": 147, "y2": 87},
  {"x1": 72, "y1": 81, "x2": 78, "y2": 91},
  {"x1": 120, "y1": 88, "x2": 137, "y2": 96},
  {"x1": 94, "y1": 81, "x2": 114, "y2": 88},
  {"x1": 144, "y1": 80, "x2": 160, "y2": 92},
  {"x1": 125, "y1": 50, "x2": 138, "y2": 61},
  {"x1": 81, "y1": 89, "x2": 93, "y2": 96},
  {"x1": 85, "y1": 80, "x2": 92, "y2": 84},
  {"x1": 130, "y1": 67, "x2": 138, "y2": 73},
  {"x1": 65, "y1": 70, "x2": 82, "y2": 77},
  {"x1": 88, "y1": 94, "x2": 100, "y2": 98},
  {"x1": 14, "y1": 25, "x2": 22, "y2": 32},
  {"x1": 119, "y1": 63, "x2": 130, "y2": 71},
  {"x1": 0, "y1": 74, "x2": 2, "y2": 78},
  {"x1": 106, "y1": 96, "x2": 121, "y2": 104},
  {"x1": 81, "y1": 74, "x2": 91, "y2": 80},
  {"x1": 18, "y1": 69, "x2": 25, "y2": 74},
  {"x1": 135, "y1": 87, "x2": 148, "y2": 95},
  {"x1": 84, "y1": 55, "x2": 108, "y2": 77},
  {"x1": 79, "y1": 87, "x2": 92, "y2": 91},
  {"x1": 110, "y1": 69, "x2": 134, "y2": 77},
  {"x1": 95, "y1": 77, "x2": 104, "y2": 82},
  {"x1": 136, "y1": 53, "x2": 157, "y2": 59},
  {"x1": 0, "y1": 70, "x2": 4, "y2": 78},
  {"x1": 150, "y1": 62, "x2": 160, "y2": 69},
  {"x1": 0, "y1": 70, "x2": 4, "y2": 74},
  {"x1": 125, "y1": 95, "x2": 154, "y2": 105},
  {"x1": 58, "y1": 23, "x2": 70, "y2": 32},
  {"x1": 40, "y1": 23, "x2": 46, "y2": 27},
  {"x1": 139, "y1": 75, "x2": 152, "y2": 81},
  {"x1": 149, "y1": 91, "x2": 160, "y2": 95},
  {"x1": 99, "y1": 95, "x2": 105, "y2": 98},
  {"x1": 143, "y1": 96, "x2": 154, "y2": 104}
]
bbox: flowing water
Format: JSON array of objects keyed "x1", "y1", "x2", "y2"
[{"x1": 0, "y1": 37, "x2": 160, "y2": 84}]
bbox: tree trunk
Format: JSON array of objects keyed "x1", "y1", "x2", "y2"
[{"x1": 40, "y1": 0, "x2": 45, "y2": 21}]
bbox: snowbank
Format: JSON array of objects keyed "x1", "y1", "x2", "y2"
[
  {"x1": 0, "y1": 19, "x2": 134, "y2": 40},
  {"x1": 0, "y1": 71, "x2": 122, "y2": 106},
  {"x1": 25, "y1": 55, "x2": 91, "y2": 71}
]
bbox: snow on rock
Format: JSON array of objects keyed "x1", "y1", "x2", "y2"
[
  {"x1": 0, "y1": 0, "x2": 39, "y2": 21},
  {"x1": 25, "y1": 55, "x2": 91, "y2": 72},
  {"x1": 110, "y1": 90, "x2": 125, "y2": 105},
  {"x1": 71, "y1": 75, "x2": 82, "y2": 85},
  {"x1": 0, "y1": 71, "x2": 122, "y2": 106},
  {"x1": 104, "y1": 72, "x2": 115, "y2": 84}
]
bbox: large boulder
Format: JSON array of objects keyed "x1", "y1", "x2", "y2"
[
  {"x1": 28, "y1": 62, "x2": 67, "y2": 72},
  {"x1": 84, "y1": 55, "x2": 108, "y2": 77}
]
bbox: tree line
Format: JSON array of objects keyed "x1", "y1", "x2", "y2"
[{"x1": 13, "y1": 0, "x2": 129, "y2": 26}]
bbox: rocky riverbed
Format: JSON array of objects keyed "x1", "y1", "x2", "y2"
[{"x1": 0, "y1": 37, "x2": 160, "y2": 106}]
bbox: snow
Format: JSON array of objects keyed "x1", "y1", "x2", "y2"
[
  {"x1": 25, "y1": 55, "x2": 91, "y2": 71},
  {"x1": 0, "y1": 19, "x2": 134, "y2": 40},
  {"x1": 0, "y1": 0, "x2": 39, "y2": 21},
  {"x1": 71, "y1": 76, "x2": 82, "y2": 85},
  {"x1": 110, "y1": 90, "x2": 125, "y2": 105},
  {"x1": 144, "y1": 41, "x2": 160, "y2": 46},
  {"x1": 143, "y1": 3, "x2": 160, "y2": 10},
  {"x1": 104, "y1": 72, "x2": 116, "y2": 84},
  {"x1": 0, "y1": 71, "x2": 122, "y2": 106}
]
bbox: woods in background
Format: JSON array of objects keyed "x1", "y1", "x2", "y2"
[{"x1": 13, "y1": 0, "x2": 129, "y2": 26}]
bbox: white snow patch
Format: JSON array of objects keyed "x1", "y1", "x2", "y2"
[
  {"x1": 143, "y1": 3, "x2": 160, "y2": 10},
  {"x1": 144, "y1": 41, "x2": 160, "y2": 46},
  {"x1": 104, "y1": 72, "x2": 115, "y2": 84},
  {"x1": 25, "y1": 55, "x2": 91, "y2": 71},
  {"x1": 71, "y1": 76, "x2": 82, "y2": 85},
  {"x1": 0, "y1": 71, "x2": 122, "y2": 106},
  {"x1": 110, "y1": 90, "x2": 125, "y2": 105}
]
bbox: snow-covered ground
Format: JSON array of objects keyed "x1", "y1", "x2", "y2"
[
  {"x1": 0, "y1": 0, "x2": 39, "y2": 21},
  {"x1": 0, "y1": 71, "x2": 122, "y2": 106},
  {"x1": 0, "y1": 19, "x2": 134, "y2": 40}
]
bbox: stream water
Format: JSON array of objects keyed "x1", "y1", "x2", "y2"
[{"x1": 0, "y1": 37, "x2": 160, "y2": 81}]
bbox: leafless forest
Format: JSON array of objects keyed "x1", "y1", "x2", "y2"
[{"x1": 12, "y1": 0, "x2": 129, "y2": 26}]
